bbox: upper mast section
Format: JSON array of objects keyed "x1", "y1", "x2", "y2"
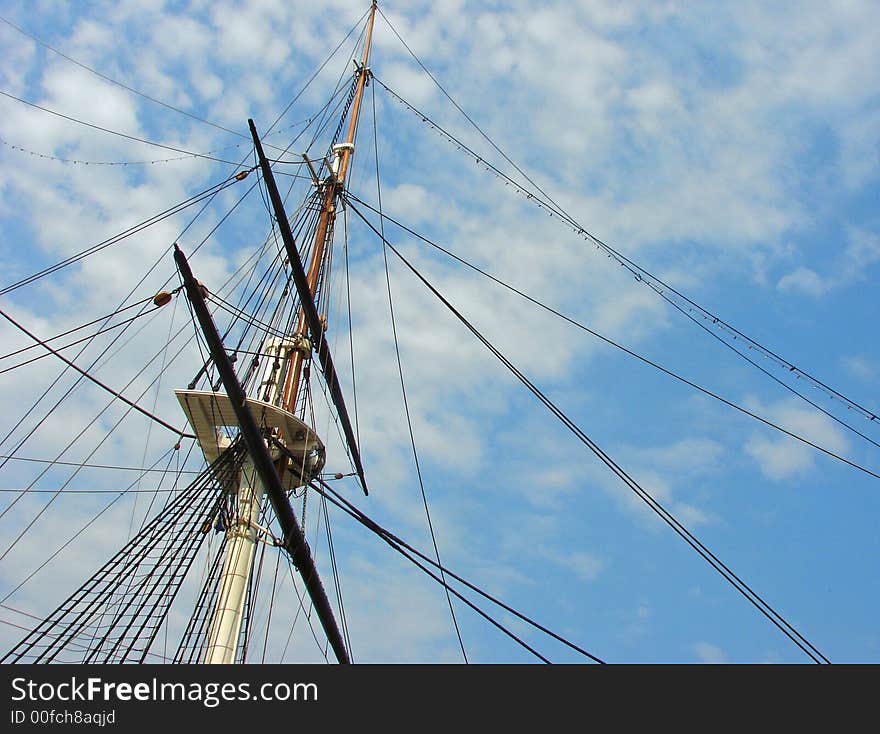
[
  {"x1": 335, "y1": 0, "x2": 378, "y2": 186},
  {"x1": 278, "y1": 1, "x2": 378, "y2": 414}
]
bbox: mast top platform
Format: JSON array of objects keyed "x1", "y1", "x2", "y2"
[{"x1": 175, "y1": 389, "x2": 325, "y2": 489}]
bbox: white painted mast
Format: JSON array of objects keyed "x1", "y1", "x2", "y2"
[
  {"x1": 202, "y1": 459, "x2": 265, "y2": 664},
  {"x1": 175, "y1": 338, "x2": 326, "y2": 664},
  {"x1": 201, "y1": 340, "x2": 281, "y2": 664}
]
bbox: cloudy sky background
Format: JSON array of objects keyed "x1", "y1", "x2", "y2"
[{"x1": 0, "y1": 0, "x2": 878, "y2": 663}]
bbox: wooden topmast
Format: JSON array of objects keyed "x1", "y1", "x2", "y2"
[{"x1": 280, "y1": 1, "x2": 377, "y2": 415}]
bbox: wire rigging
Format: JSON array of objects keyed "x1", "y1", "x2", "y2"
[
  {"x1": 0, "y1": 15, "x2": 247, "y2": 141},
  {"x1": 348, "y1": 203, "x2": 830, "y2": 665},
  {"x1": 370, "y1": 79, "x2": 469, "y2": 662},
  {"x1": 0, "y1": 172, "x2": 249, "y2": 296},
  {"x1": 0, "y1": 455, "x2": 199, "y2": 474},
  {"x1": 0, "y1": 30, "x2": 364, "y2": 478},
  {"x1": 0, "y1": 307, "x2": 194, "y2": 440},
  {"x1": 0, "y1": 294, "x2": 155, "y2": 362},
  {"x1": 311, "y1": 478, "x2": 604, "y2": 664},
  {"x1": 0, "y1": 209, "x2": 278, "y2": 523},
  {"x1": 265, "y1": 8, "x2": 371, "y2": 136},
  {"x1": 371, "y1": 67, "x2": 877, "y2": 428},
  {"x1": 0, "y1": 89, "x2": 241, "y2": 165},
  {"x1": 319, "y1": 495, "x2": 353, "y2": 661},
  {"x1": 0, "y1": 303, "x2": 169, "y2": 377},
  {"x1": 0, "y1": 135, "x2": 250, "y2": 167},
  {"x1": 0, "y1": 446, "x2": 185, "y2": 607},
  {"x1": 0, "y1": 326, "x2": 203, "y2": 554},
  {"x1": 1, "y1": 443, "x2": 245, "y2": 664},
  {"x1": 344, "y1": 194, "x2": 880, "y2": 481},
  {"x1": 0, "y1": 11, "x2": 360, "y2": 158}
]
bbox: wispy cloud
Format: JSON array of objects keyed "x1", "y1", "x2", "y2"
[
  {"x1": 743, "y1": 397, "x2": 849, "y2": 480},
  {"x1": 841, "y1": 355, "x2": 877, "y2": 382},
  {"x1": 777, "y1": 229, "x2": 880, "y2": 297}
]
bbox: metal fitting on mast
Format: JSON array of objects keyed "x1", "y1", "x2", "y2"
[
  {"x1": 331, "y1": 142, "x2": 355, "y2": 177},
  {"x1": 292, "y1": 333, "x2": 312, "y2": 358}
]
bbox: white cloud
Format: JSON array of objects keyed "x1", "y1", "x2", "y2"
[
  {"x1": 743, "y1": 397, "x2": 849, "y2": 481},
  {"x1": 593, "y1": 286, "x2": 668, "y2": 339},
  {"x1": 777, "y1": 229, "x2": 880, "y2": 297},
  {"x1": 777, "y1": 266, "x2": 828, "y2": 297},
  {"x1": 0, "y1": 22, "x2": 35, "y2": 92},
  {"x1": 593, "y1": 437, "x2": 723, "y2": 529},
  {"x1": 626, "y1": 81, "x2": 684, "y2": 136},
  {"x1": 336, "y1": 555, "x2": 461, "y2": 662},
  {"x1": 381, "y1": 62, "x2": 436, "y2": 107},
  {"x1": 540, "y1": 548, "x2": 605, "y2": 582},
  {"x1": 839, "y1": 110, "x2": 880, "y2": 189},
  {"x1": 635, "y1": 438, "x2": 726, "y2": 475},
  {"x1": 745, "y1": 438, "x2": 813, "y2": 482},
  {"x1": 840, "y1": 229, "x2": 880, "y2": 283},
  {"x1": 841, "y1": 355, "x2": 876, "y2": 382}
]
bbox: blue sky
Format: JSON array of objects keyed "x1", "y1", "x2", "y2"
[{"x1": 0, "y1": 0, "x2": 878, "y2": 663}]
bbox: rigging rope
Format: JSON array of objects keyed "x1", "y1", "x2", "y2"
[
  {"x1": 0, "y1": 11, "x2": 363, "y2": 157},
  {"x1": 372, "y1": 74, "x2": 878, "y2": 430},
  {"x1": 265, "y1": 9, "x2": 371, "y2": 136},
  {"x1": 0, "y1": 38, "x2": 384, "y2": 660},
  {"x1": 0, "y1": 173, "x2": 248, "y2": 296},
  {"x1": 0, "y1": 327, "x2": 202, "y2": 552},
  {"x1": 320, "y1": 494, "x2": 353, "y2": 661},
  {"x1": 1, "y1": 443, "x2": 245, "y2": 664},
  {"x1": 344, "y1": 194, "x2": 880, "y2": 480},
  {"x1": 0, "y1": 294, "x2": 156, "y2": 363},
  {"x1": 349, "y1": 204, "x2": 831, "y2": 665},
  {"x1": 0, "y1": 307, "x2": 194, "y2": 439},
  {"x1": 0, "y1": 136, "x2": 249, "y2": 166},
  {"x1": 0, "y1": 89, "x2": 241, "y2": 165},
  {"x1": 311, "y1": 478, "x2": 604, "y2": 664},
  {"x1": 370, "y1": 79, "x2": 469, "y2": 663},
  {"x1": 0, "y1": 14, "x2": 246, "y2": 141},
  {"x1": 0, "y1": 306, "x2": 166, "y2": 377},
  {"x1": 0, "y1": 446, "x2": 184, "y2": 607}
]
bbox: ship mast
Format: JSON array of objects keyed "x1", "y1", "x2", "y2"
[
  {"x1": 182, "y1": 2, "x2": 377, "y2": 664},
  {"x1": 281, "y1": 1, "x2": 377, "y2": 413}
]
